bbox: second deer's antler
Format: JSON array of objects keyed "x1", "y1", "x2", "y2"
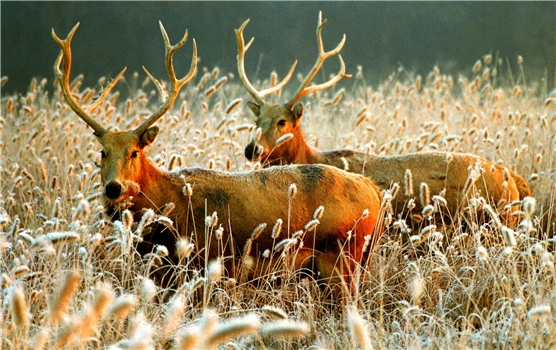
[
  {"x1": 235, "y1": 19, "x2": 297, "y2": 106},
  {"x1": 285, "y1": 11, "x2": 348, "y2": 109}
]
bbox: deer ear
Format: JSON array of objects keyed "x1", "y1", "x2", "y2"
[
  {"x1": 247, "y1": 101, "x2": 261, "y2": 117},
  {"x1": 292, "y1": 103, "x2": 304, "y2": 125},
  {"x1": 139, "y1": 126, "x2": 159, "y2": 148}
]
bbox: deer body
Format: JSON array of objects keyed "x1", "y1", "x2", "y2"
[
  {"x1": 243, "y1": 99, "x2": 530, "y2": 228},
  {"x1": 236, "y1": 13, "x2": 531, "y2": 230},
  {"x1": 103, "y1": 152, "x2": 382, "y2": 283},
  {"x1": 52, "y1": 22, "x2": 384, "y2": 294},
  {"x1": 249, "y1": 134, "x2": 528, "y2": 227}
]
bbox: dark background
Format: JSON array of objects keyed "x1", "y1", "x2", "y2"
[{"x1": 1, "y1": 1, "x2": 555, "y2": 95}]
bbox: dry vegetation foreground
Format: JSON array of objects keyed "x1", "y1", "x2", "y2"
[{"x1": 1, "y1": 56, "x2": 556, "y2": 349}]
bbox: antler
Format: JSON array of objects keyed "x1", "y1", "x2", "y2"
[
  {"x1": 235, "y1": 19, "x2": 297, "y2": 106},
  {"x1": 52, "y1": 22, "x2": 126, "y2": 137},
  {"x1": 285, "y1": 11, "x2": 348, "y2": 110},
  {"x1": 136, "y1": 21, "x2": 197, "y2": 135}
]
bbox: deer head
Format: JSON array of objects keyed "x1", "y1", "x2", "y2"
[
  {"x1": 52, "y1": 22, "x2": 197, "y2": 205},
  {"x1": 238, "y1": 12, "x2": 348, "y2": 164}
]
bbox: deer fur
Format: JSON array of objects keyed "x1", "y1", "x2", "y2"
[
  {"x1": 236, "y1": 13, "x2": 531, "y2": 231},
  {"x1": 243, "y1": 101, "x2": 531, "y2": 229},
  {"x1": 99, "y1": 127, "x2": 383, "y2": 289},
  {"x1": 52, "y1": 22, "x2": 384, "y2": 297}
]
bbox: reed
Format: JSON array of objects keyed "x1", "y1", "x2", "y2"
[{"x1": 1, "y1": 52, "x2": 554, "y2": 349}]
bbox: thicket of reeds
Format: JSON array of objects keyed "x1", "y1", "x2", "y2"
[{"x1": 1, "y1": 54, "x2": 555, "y2": 348}]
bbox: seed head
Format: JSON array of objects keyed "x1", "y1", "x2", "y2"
[
  {"x1": 404, "y1": 169, "x2": 413, "y2": 196},
  {"x1": 9, "y1": 285, "x2": 28, "y2": 329},
  {"x1": 183, "y1": 182, "x2": 193, "y2": 197},
  {"x1": 205, "y1": 216, "x2": 213, "y2": 228},
  {"x1": 92, "y1": 281, "x2": 115, "y2": 320},
  {"x1": 204, "y1": 313, "x2": 260, "y2": 348},
  {"x1": 261, "y1": 320, "x2": 310, "y2": 339},
  {"x1": 122, "y1": 209, "x2": 133, "y2": 231},
  {"x1": 346, "y1": 305, "x2": 372, "y2": 350},
  {"x1": 304, "y1": 219, "x2": 320, "y2": 231},
  {"x1": 522, "y1": 197, "x2": 536, "y2": 217},
  {"x1": 109, "y1": 294, "x2": 138, "y2": 320},
  {"x1": 215, "y1": 225, "x2": 224, "y2": 240},
  {"x1": 255, "y1": 127, "x2": 262, "y2": 142},
  {"x1": 501, "y1": 226, "x2": 517, "y2": 247},
  {"x1": 484, "y1": 54, "x2": 492, "y2": 64},
  {"x1": 261, "y1": 305, "x2": 288, "y2": 320},
  {"x1": 251, "y1": 223, "x2": 267, "y2": 240},
  {"x1": 176, "y1": 237, "x2": 195, "y2": 259},
  {"x1": 162, "y1": 294, "x2": 186, "y2": 337},
  {"x1": 50, "y1": 270, "x2": 80, "y2": 324},
  {"x1": 45, "y1": 231, "x2": 81, "y2": 245},
  {"x1": 528, "y1": 305, "x2": 551, "y2": 320},
  {"x1": 226, "y1": 98, "x2": 243, "y2": 114},
  {"x1": 288, "y1": 183, "x2": 297, "y2": 200},
  {"x1": 207, "y1": 259, "x2": 222, "y2": 281},
  {"x1": 422, "y1": 205, "x2": 435, "y2": 217},
  {"x1": 140, "y1": 278, "x2": 157, "y2": 302},
  {"x1": 155, "y1": 245, "x2": 169, "y2": 257},
  {"x1": 473, "y1": 60, "x2": 482, "y2": 73},
  {"x1": 313, "y1": 206, "x2": 325, "y2": 220},
  {"x1": 419, "y1": 182, "x2": 430, "y2": 207},
  {"x1": 477, "y1": 246, "x2": 489, "y2": 261},
  {"x1": 276, "y1": 133, "x2": 294, "y2": 146},
  {"x1": 272, "y1": 219, "x2": 283, "y2": 239}
]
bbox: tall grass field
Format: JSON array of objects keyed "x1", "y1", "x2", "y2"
[{"x1": 1, "y1": 53, "x2": 555, "y2": 349}]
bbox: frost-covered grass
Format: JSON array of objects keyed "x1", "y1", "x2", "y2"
[{"x1": 1, "y1": 54, "x2": 555, "y2": 348}]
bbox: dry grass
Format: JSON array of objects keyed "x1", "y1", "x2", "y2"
[{"x1": 1, "y1": 54, "x2": 555, "y2": 349}]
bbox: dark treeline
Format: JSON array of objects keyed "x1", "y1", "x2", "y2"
[{"x1": 1, "y1": 2, "x2": 555, "y2": 95}]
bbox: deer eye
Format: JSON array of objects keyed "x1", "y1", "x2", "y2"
[
  {"x1": 100, "y1": 150, "x2": 106, "y2": 159},
  {"x1": 130, "y1": 150, "x2": 139, "y2": 158},
  {"x1": 277, "y1": 120, "x2": 286, "y2": 127}
]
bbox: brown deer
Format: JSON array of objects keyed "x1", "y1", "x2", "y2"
[
  {"x1": 52, "y1": 22, "x2": 384, "y2": 295},
  {"x1": 238, "y1": 13, "x2": 531, "y2": 232}
]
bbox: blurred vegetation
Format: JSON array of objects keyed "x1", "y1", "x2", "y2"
[{"x1": 1, "y1": 1, "x2": 555, "y2": 95}]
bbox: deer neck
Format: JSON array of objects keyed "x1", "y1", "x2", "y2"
[
  {"x1": 285, "y1": 129, "x2": 325, "y2": 165},
  {"x1": 130, "y1": 157, "x2": 171, "y2": 212}
]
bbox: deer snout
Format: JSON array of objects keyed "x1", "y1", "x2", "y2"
[
  {"x1": 244, "y1": 141, "x2": 264, "y2": 161},
  {"x1": 105, "y1": 181, "x2": 122, "y2": 200}
]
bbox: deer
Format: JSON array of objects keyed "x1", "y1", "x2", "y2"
[
  {"x1": 52, "y1": 22, "x2": 384, "y2": 298},
  {"x1": 237, "y1": 13, "x2": 531, "y2": 236}
]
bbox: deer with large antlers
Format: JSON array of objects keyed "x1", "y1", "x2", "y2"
[
  {"x1": 52, "y1": 22, "x2": 384, "y2": 297},
  {"x1": 239, "y1": 12, "x2": 531, "y2": 232}
]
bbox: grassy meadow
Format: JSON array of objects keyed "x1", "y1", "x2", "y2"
[{"x1": 1, "y1": 54, "x2": 556, "y2": 349}]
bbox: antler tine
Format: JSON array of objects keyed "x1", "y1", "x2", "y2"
[
  {"x1": 52, "y1": 23, "x2": 117, "y2": 137},
  {"x1": 286, "y1": 11, "x2": 348, "y2": 110},
  {"x1": 236, "y1": 20, "x2": 265, "y2": 106},
  {"x1": 136, "y1": 21, "x2": 198, "y2": 135},
  {"x1": 86, "y1": 67, "x2": 127, "y2": 113},
  {"x1": 259, "y1": 62, "x2": 297, "y2": 98},
  {"x1": 236, "y1": 19, "x2": 297, "y2": 106}
]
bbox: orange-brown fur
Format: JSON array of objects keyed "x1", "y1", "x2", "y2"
[
  {"x1": 244, "y1": 102, "x2": 531, "y2": 229},
  {"x1": 98, "y1": 129, "x2": 383, "y2": 291},
  {"x1": 236, "y1": 13, "x2": 531, "y2": 232},
  {"x1": 52, "y1": 22, "x2": 384, "y2": 298}
]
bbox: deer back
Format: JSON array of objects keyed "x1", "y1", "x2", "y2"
[{"x1": 146, "y1": 165, "x2": 383, "y2": 262}]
